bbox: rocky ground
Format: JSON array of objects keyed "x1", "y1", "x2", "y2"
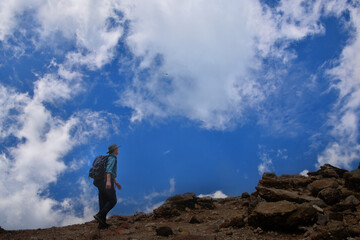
[{"x1": 1, "y1": 163, "x2": 360, "y2": 240}]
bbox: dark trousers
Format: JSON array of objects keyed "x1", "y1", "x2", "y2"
[{"x1": 94, "y1": 178, "x2": 117, "y2": 221}]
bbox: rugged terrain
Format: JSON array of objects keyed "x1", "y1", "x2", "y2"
[{"x1": 1, "y1": 163, "x2": 360, "y2": 240}]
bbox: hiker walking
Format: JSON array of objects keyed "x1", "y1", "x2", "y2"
[{"x1": 92, "y1": 144, "x2": 122, "y2": 229}]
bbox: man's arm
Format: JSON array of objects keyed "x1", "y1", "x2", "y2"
[
  {"x1": 106, "y1": 173, "x2": 112, "y2": 189},
  {"x1": 106, "y1": 174, "x2": 122, "y2": 190},
  {"x1": 114, "y1": 178, "x2": 122, "y2": 190}
]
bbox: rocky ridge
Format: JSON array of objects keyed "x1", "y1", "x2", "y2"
[{"x1": 1, "y1": 163, "x2": 359, "y2": 240}]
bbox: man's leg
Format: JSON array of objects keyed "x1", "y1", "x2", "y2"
[
  {"x1": 94, "y1": 179, "x2": 109, "y2": 228},
  {"x1": 98, "y1": 181, "x2": 117, "y2": 218}
]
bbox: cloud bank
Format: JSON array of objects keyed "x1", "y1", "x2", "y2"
[{"x1": 117, "y1": 0, "x2": 341, "y2": 129}]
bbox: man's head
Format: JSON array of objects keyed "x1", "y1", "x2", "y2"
[{"x1": 107, "y1": 144, "x2": 120, "y2": 155}]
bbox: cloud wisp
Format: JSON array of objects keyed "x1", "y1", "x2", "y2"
[
  {"x1": 144, "y1": 178, "x2": 176, "y2": 213},
  {"x1": 317, "y1": 6, "x2": 360, "y2": 169},
  {"x1": 258, "y1": 146, "x2": 288, "y2": 176}
]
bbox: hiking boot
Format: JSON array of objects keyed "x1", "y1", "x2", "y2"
[
  {"x1": 97, "y1": 221, "x2": 112, "y2": 229},
  {"x1": 98, "y1": 223, "x2": 110, "y2": 229},
  {"x1": 93, "y1": 214, "x2": 106, "y2": 226}
]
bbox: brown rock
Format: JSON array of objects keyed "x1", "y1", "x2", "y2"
[
  {"x1": 197, "y1": 197, "x2": 215, "y2": 210},
  {"x1": 348, "y1": 224, "x2": 360, "y2": 237},
  {"x1": 167, "y1": 192, "x2": 196, "y2": 205},
  {"x1": 153, "y1": 192, "x2": 198, "y2": 218},
  {"x1": 172, "y1": 235, "x2": 216, "y2": 240},
  {"x1": 205, "y1": 225, "x2": 219, "y2": 234},
  {"x1": 329, "y1": 194, "x2": 359, "y2": 213},
  {"x1": 189, "y1": 216, "x2": 202, "y2": 224},
  {"x1": 308, "y1": 220, "x2": 349, "y2": 240},
  {"x1": 316, "y1": 213, "x2": 327, "y2": 226},
  {"x1": 256, "y1": 186, "x2": 318, "y2": 203},
  {"x1": 177, "y1": 227, "x2": 190, "y2": 235},
  {"x1": 154, "y1": 206, "x2": 181, "y2": 218},
  {"x1": 307, "y1": 164, "x2": 348, "y2": 178},
  {"x1": 262, "y1": 172, "x2": 277, "y2": 178},
  {"x1": 326, "y1": 211, "x2": 343, "y2": 221},
  {"x1": 241, "y1": 192, "x2": 250, "y2": 198},
  {"x1": 344, "y1": 168, "x2": 360, "y2": 191},
  {"x1": 340, "y1": 186, "x2": 359, "y2": 197},
  {"x1": 307, "y1": 179, "x2": 339, "y2": 196},
  {"x1": 318, "y1": 187, "x2": 341, "y2": 205},
  {"x1": 285, "y1": 203, "x2": 317, "y2": 228},
  {"x1": 248, "y1": 200, "x2": 297, "y2": 230},
  {"x1": 220, "y1": 216, "x2": 245, "y2": 228},
  {"x1": 344, "y1": 194, "x2": 360, "y2": 206},
  {"x1": 83, "y1": 230, "x2": 100, "y2": 240},
  {"x1": 259, "y1": 174, "x2": 312, "y2": 189},
  {"x1": 248, "y1": 195, "x2": 264, "y2": 214},
  {"x1": 156, "y1": 226, "x2": 173, "y2": 237},
  {"x1": 248, "y1": 200, "x2": 317, "y2": 231}
]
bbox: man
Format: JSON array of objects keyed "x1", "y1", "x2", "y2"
[{"x1": 93, "y1": 144, "x2": 122, "y2": 229}]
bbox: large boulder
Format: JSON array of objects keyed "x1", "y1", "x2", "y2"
[
  {"x1": 259, "y1": 173, "x2": 312, "y2": 190},
  {"x1": 308, "y1": 220, "x2": 350, "y2": 240},
  {"x1": 196, "y1": 197, "x2": 215, "y2": 210},
  {"x1": 285, "y1": 203, "x2": 317, "y2": 228},
  {"x1": 307, "y1": 179, "x2": 339, "y2": 196},
  {"x1": 344, "y1": 167, "x2": 360, "y2": 192},
  {"x1": 248, "y1": 200, "x2": 317, "y2": 231},
  {"x1": 220, "y1": 215, "x2": 245, "y2": 228},
  {"x1": 167, "y1": 192, "x2": 197, "y2": 209},
  {"x1": 318, "y1": 188, "x2": 341, "y2": 205},
  {"x1": 153, "y1": 205, "x2": 181, "y2": 218},
  {"x1": 330, "y1": 195, "x2": 360, "y2": 212},
  {"x1": 154, "y1": 192, "x2": 215, "y2": 218},
  {"x1": 256, "y1": 186, "x2": 318, "y2": 203},
  {"x1": 307, "y1": 164, "x2": 348, "y2": 178},
  {"x1": 156, "y1": 226, "x2": 173, "y2": 237}
]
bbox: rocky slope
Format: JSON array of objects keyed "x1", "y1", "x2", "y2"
[{"x1": 1, "y1": 163, "x2": 360, "y2": 240}]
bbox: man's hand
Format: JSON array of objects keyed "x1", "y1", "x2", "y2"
[
  {"x1": 115, "y1": 182, "x2": 122, "y2": 190},
  {"x1": 106, "y1": 181, "x2": 112, "y2": 189}
]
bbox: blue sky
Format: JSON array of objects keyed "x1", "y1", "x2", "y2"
[{"x1": 1, "y1": 0, "x2": 360, "y2": 230}]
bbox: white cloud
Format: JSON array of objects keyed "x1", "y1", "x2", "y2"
[
  {"x1": 38, "y1": 0, "x2": 123, "y2": 69},
  {"x1": 317, "y1": 7, "x2": 360, "y2": 169},
  {"x1": 34, "y1": 67, "x2": 83, "y2": 104},
  {"x1": 0, "y1": 72, "x2": 117, "y2": 229},
  {"x1": 0, "y1": 0, "x2": 123, "y2": 69},
  {"x1": 198, "y1": 190, "x2": 228, "y2": 199},
  {"x1": 116, "y1": 0, "x2": 349, "y2": 130},
  {"x1": 300, "y1": 169, "x2": 309, "y2": 177}
]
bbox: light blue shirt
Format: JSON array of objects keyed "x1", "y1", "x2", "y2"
[{"x1": 105, "y1": 153, "x2": 117, "y2": 179}]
